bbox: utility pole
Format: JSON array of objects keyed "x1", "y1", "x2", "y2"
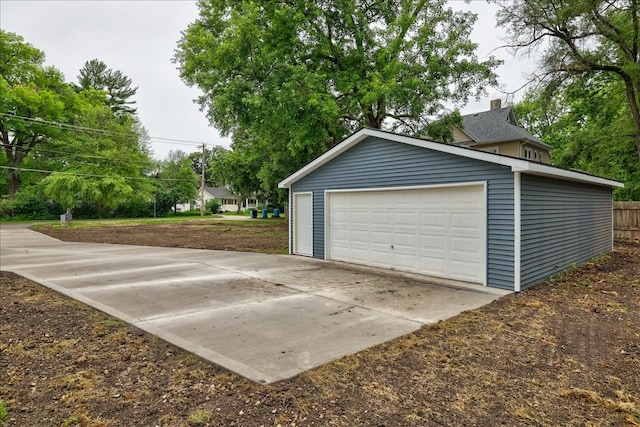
[{"x1": 200, "y1": 144, "x2": 205, "y2": 217}]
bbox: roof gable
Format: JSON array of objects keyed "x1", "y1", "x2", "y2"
[
  {"x1": 460, "y1": 106, "x2": 550, "y2": 149},
  {"x1": 278, "y1": 128, "x2": 622, "y2": 189}
]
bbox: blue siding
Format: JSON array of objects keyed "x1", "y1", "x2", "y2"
[
  {"x1": 291, "y1": 136, "x2": 515, "y2": 290},
  {"x1": 520, "y1": 175, "x2": 613, "y2": 288}
]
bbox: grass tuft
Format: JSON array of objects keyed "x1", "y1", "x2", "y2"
[{"x1": 186, "y1": 409, "x2": 213, "y2": 426}]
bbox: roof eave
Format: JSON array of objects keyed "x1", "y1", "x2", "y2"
[
  {"x1": 511, "y1": 163, "x2": 624, "y2": 188},
  {"x1": 278, "y1": 128, "x2": 624, "y2": 189}
]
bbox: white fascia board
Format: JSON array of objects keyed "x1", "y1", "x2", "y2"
[
  {"x1": 511, "y1": 162, "x2": 624, "y2": 188},
  {"x1": 278, "y1": 127, "x2": 624, "y2": 189}
]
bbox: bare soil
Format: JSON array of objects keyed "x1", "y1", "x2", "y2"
[
  {"x1": 36, "y1": 220, "x2": 289, "y2": 254},
  {"x1": 1, "y1": 224, "x2": 639, "y2": 426}
]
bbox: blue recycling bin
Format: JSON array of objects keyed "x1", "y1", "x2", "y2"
[
  {"x1": 262, "y1": 209, "x2": 268, "y2": 218},
  {"x1": 273, "y1": 208, "x2": 280, "y2": 218}
]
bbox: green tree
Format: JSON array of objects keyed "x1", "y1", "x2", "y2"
[
  {"x1": 156, "y1": 150, "x2": 199, "y2": 213},
  {"x1": 77, "y1": 58, "x2": 138, "y2": 116},
  {"x1": 175, "y1": 0, "x2": 500, "y2": 194},
  {"x1": 187, "y1": 145, "x2": 228, "y2": 187},
  {"x1": 209, "y1": 137, "x2": 262, "y2": 212},
  {"x1": 0, "y1": 30, "x2": 78, "y2": 197},
  {"x1": 497, "y1": 0, "x2": 640, "y2": 161},
  {"x1": 40, "y1": 90, "x2": 155, "y2": 212},
  {"x1": 516, "y1": 75, "x2": 639, "y2": 199}
]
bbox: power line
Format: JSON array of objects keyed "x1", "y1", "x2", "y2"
[
  {"x1": 0, "y1": 166, "x2": 197, "y2": 182},
  {"x1": 0, "y1": 113, "x2": 221, "y2": 147},
  {"x1": 11, "y1": 145, "x2": 148, "y2": 165}
]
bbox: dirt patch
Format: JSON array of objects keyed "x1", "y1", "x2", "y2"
[
  {"x1": 36, "y1": 220, "x2": 289, "y2": 253},
  {"x1": 1, "y1": 242, "x2": 639, "y2": 426}
]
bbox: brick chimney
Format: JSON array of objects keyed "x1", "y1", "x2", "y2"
[{"x1": 490, "y1": 99, "x2": 502, "y2": 110}]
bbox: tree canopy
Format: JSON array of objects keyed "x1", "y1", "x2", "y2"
[
  {"x1": 77, "y1": 58, "x2": 138, "y2": 116},
  {"x1": 0, "y1": 30, "x2": 156, "y2": 216},
  {"x1": 516, "y1": 74, "x2": 639, "y2": 199},
  {"x1": 155, "y1": 150, "x2": 199, "y2": 213},
  {"x1": 0, "y1": 30, "x2": 79, "y2": 197},
  {"x1": 175, "y1": 0, "x2": 501, "y2": 199},
  {"x1": 497, "y1": 0, "x2": 640, "y2": 162}
]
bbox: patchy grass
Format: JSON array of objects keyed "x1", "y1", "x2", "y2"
[{"x1": 1, "y1": 243, "x2": 638, "y2": 426}]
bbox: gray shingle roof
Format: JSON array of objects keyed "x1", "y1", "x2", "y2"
[
  {"x1": 204, "y1": 186, "x2": 235, "y2": 199},
  {"x1": 460, "y1": 106, "x2": 551, "y2": 149}
]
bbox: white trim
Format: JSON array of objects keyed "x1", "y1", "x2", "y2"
[
  {"x1": 323, "y1": 190, "x2": 329, "y2": 261},
  {"x1": 482, "y1": 181, "x2": 488, "y2": 286},
  {"x1": 278, "y1": 128, "x2": 623, "y2": 189},
  {"x1": 324, "y1": 182, "x2": 488, "y2": 285},
  {"x1": 514, "y1": 171, "x2": 521, "y2": 293},
  {"x1": 288, "y1": 190, "x2": 293, "y2": 255},
  {"x1": 292, "y1": 192, "x2": 313, "y2": 256},
  {"x1": 324, "y1": 181, "x2": 486, "y2": 194}
]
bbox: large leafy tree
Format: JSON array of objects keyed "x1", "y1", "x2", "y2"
[
  {"x1": 497, "y1": 0, "x2": 640, "y2": 161},
  {"x1": 0, "y1": 30, "x2": 78, "y2": 197},
  {"x1": 175, "y1": 0, "x2": 500, "y2": 194},
  {"x1": 516, "y1": 75, "x2": 639, "y2": 199},
  {"x1": 40, "y1": 90, "x2": 155, "y2": 211},
  {"x1": 77, "y1": 58, "x2": 138, "y2": 116}
]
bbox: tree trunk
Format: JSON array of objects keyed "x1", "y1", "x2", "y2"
[
  {"x1": 623, "y1": 80, "x2": 640, "y2": 161},
  {"x1": 8, "y1": 169, "x2": 20, "y2": 199}
]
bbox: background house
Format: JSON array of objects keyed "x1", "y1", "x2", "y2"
[
  {"x1": 452, "y1": 99, "x2": 552, "y2": 163},
  {"x1": 176, "y1": 187, "x2": 260, "y2": 213}
]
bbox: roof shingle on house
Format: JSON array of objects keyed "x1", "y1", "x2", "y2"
[
  {"x1": 204, "y1": 186, "x2": 235, "y2": 199},
  {"x1": 457, "y1": 105, "x2": 551, "y2": 151}
]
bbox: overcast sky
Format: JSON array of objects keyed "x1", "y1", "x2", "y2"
[{"x1": 0, "y1": 1, "x2": 537, "y2": 160}]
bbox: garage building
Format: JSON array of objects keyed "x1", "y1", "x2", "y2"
[{"x1": 278, "y1": 128, "x2": 623, "y2": 292}]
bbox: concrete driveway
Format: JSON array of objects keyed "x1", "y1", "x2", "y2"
[{"x1": 0, "y1": 224, "x2": 510, "y2": 383}]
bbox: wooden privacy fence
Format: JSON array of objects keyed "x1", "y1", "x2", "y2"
[{"x1": 614, "y1": 202, "x2": 640, "y2": 242}]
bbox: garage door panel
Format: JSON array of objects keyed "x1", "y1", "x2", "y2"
[
  {"x1": 419, "y1": 257, "x2": 447, "y2": 276},
  {"x1": 394, "y1": 212, "x2": 419, "y2": 227},
  {"x1": 421, "y1": 212, "x2": 447, "y2": 227},
  {"x1": 350, "y1": 229, "x2": 370, "y2": 244},
  {"x1": 394, "y1": 253, "x2": 418, "y2": 270},
  {"x1": 394, "y1": 232, "x2": 418, "y2": 248},
  {"x1": 420, "y1": 234, "x2": 448, "y2": 250},
  {"x1": 371, "y1": 212, "x2": 392, "y2": 225},
  {"x1": 351, "y1": 248, "x2": 372, "y2": 261},
  {"x1": 451, "y1": 212, "x2": 482, "y2": 229},
  {"x1": 451, "y1": 236, "x2": 481, "y2": 253},
  {"x1": 371, "y1": 231, "x2": 392, "y2": 245},
  {"x1": 370, "y1": 249, "x2": 392, "y2": 265},
  {"x1": 419, "y1": 190, "x2": 447, "y2": 204},
  {"x1": 450, "y1": 260, "x2": 482, "y2": 280},
  {"x1": 328, "y1": 185, "x2": 485, "y2": 284}
]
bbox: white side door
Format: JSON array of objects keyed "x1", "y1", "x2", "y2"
[{"x1": 294, "y1": 193, "x2": 313, "y2": 256}]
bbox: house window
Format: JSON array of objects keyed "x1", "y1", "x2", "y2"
[
  {"x1": 524, "y1": 147, "x2": 533, "y2": 159},
  {"x1": 523, "y1": 147, "x2": 543, "y2": 162}
]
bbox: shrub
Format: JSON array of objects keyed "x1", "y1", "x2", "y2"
[
  {"x1": 205, "y1": 198, "x2": 221, "y2": 214},
  {"x1": 0, "y1": 192, "x2": 58, "y2": 220},
  {"x1": 113, "y1": 200, "x2": 154, "y2": 218}
]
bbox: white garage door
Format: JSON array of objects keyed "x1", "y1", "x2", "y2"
[{"x1": 327, "y1": 185, "x2": 486, "y2": 284}]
